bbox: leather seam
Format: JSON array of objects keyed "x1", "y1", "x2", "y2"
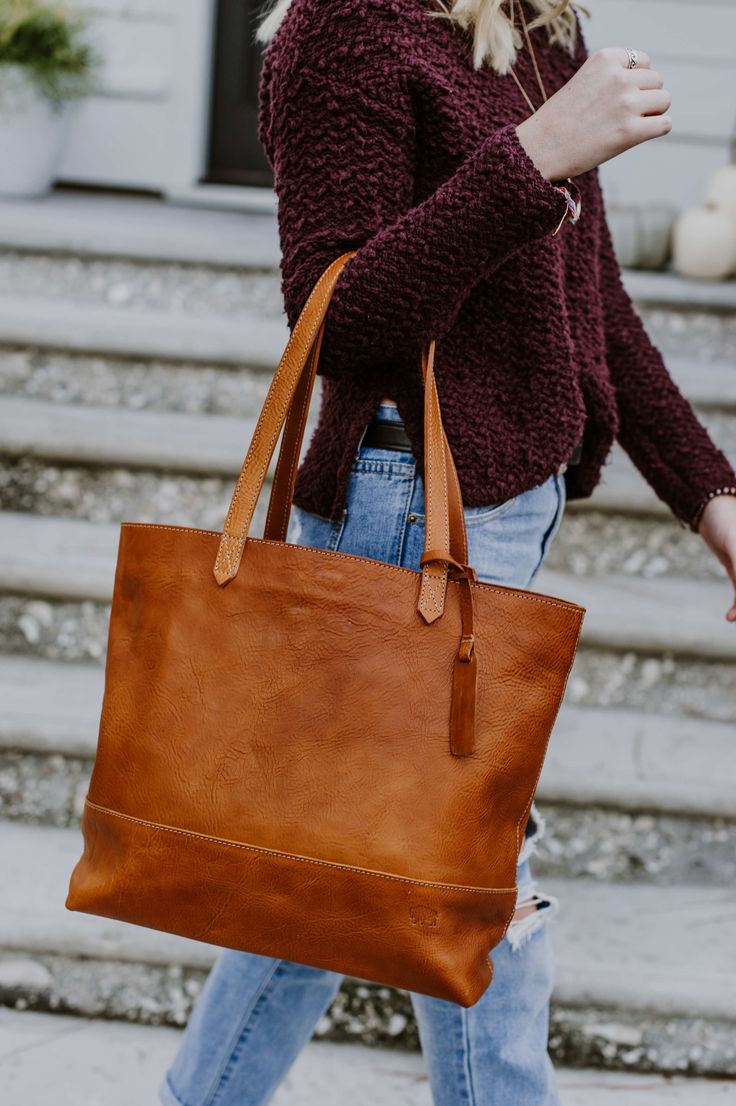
[
  {"x1": 83, "y1": 799, "x2": 517, "y2": 897},
  {"x1": 122, "y1": 523, "x2": 584, "y2": 615}
]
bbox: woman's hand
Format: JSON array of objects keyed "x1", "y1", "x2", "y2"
[
  {"x1": 516, "y1": 47, "x2": 673, "y2": 182},
  {"x1": 699, "y1": 496, "x2": 736, "y2": 622}
]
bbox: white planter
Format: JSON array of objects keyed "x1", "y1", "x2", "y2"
[{"x1": 0, "y1": 64, "x2": 72, "y2": 198}]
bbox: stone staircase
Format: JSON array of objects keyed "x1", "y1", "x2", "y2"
[{"x1": 0, "y1": 193, "x2": 735, "y2": 1088}]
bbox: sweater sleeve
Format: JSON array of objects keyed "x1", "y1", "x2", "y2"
[
  {"x1": 596, "y1": 205, "x2": 736, "y2": 528},
  {"x1": 260, "y1": 43, "x2": 569, "y2": 379}
]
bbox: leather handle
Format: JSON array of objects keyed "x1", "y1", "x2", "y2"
[
  {"x1": 214, "y1": 253, "x2": 469, "y2": 620},
  {"x1": 416, "y1": 341, "x2": 469, "y2": 623},
  {"x1": 212, "y1": 252, "x2": 478, "y2": 753},
  {"x1": 213, "y1": 254, "x2": 350, "y2": 584},
  {"x1": 265, "y1": 341, "x2": 467, "y2": 556},
  {"x1": 263, "y1": 326, "x2": 324, "y2": 545}
]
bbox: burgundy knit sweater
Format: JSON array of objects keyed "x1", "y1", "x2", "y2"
[{"x1": 257, "y1": 0, "x2": 735, "y2": 528}]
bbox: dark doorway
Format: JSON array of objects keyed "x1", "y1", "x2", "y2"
[{"x1": 206, "y1": 0, "x2": 274, "y2": 187}]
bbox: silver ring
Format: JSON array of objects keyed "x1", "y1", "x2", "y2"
[{"x1": 626, "y1": 48, "x2": 639, "y2": 69}]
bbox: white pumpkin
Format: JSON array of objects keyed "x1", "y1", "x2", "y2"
[
  {"x1": 672, "y1": 206, "x2": 736, "y2": 280},
  {"x1": 608, "y1": 204, "x2": 676, "y2": 270},
  {"x1": 704, "y1": 165, "x2": 736, "y2": 218}
]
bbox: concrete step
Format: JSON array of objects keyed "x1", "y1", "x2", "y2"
[
  {"x1": 0, "y1": 289, "x2": 731, "y2": 401},
  {"x1": 537, "y1": 566, "x2": 735, "y2": 660},
  {"x1": 0, "y1": 193, "x2": 281, "y2": 269},
  {"x1": 0, "y1": 345, "x2": 272, "y2": 418},
  {"x1": 0, "y1": 395, "x2": 259, "y2": 476},
  {"x1": 0, "y1": 820, "x2": 735, "y2": 1077},
  {"x1": 670, "y1": 358, "x2": 736, "y2": 409},
  {"x1": 0, "y1": 395, "x2": 731, "y2": 485},
  {"x1": 1, "y1": 510, "x2": 733, "y2": 660},
  {"x1": 2, "y1": 655, "x2": 734, "y2": 889},
  {"x1": 2, "y1": 654, "x2": 734, "y2": 819},
  {"x1": 0, "y1": 250, "x2": 283, "y2": 324},
  {"x1": 0, "y1": 656, "x2": 101, "y2": 759},
  {"x1": 548, "y1": 505, "x2": 726, "y2": 584},
  {"x1": 2, "y1": 192, "x2": 735, "y2": 315},
  {"x1": 0, "y1": 396, "x2": 730, "y2": 585},
  {"x1": 0, "y1": 294, "x2": 286, "y2": 368},
  {"x1": 0, "y1": 398, "x2": 729, "y2": 588},
  {"x1": 5, "y1": 1010, "x2": 733, "y2": 1106},
  {"x1": 623, "y1": 268, "x2": 736, "y2": 312}
]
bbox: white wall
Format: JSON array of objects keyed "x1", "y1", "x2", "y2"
[
  {"x1": 57, "y1": 0, "x2": 215, "y2": 193},
  {"x1": 57, "y1": 0, "x2": 735, "y2": 211},
  {"x1": 588, "y1": 0, "x2": 736, "y2": 211}
]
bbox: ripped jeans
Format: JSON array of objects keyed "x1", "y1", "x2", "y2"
[{"x1": 161, "y1": 404, "x2": 567, "y2": 1106}]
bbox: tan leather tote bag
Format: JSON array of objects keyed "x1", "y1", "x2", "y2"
[{"x1": 67, "y1": 252, "x2": 584, "y2": 1007}]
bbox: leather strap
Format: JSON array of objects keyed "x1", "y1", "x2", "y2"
[
  {"x1": 263, "y1": 325, "x2": 324, "y2": 544},
  {"x1": 213, "y1": 252, "x2": 478, "y2": 753},
  {"x1": 213, "y1": 253, "x2": 348, "y2": 585},
  {"x1": 216, "y1": 252, "x2": 468, "y2": 594},
  {"x1": 264, "y1": 344, "x2": 469, "y2": 615},
  {"x1": 417, "y1": 343, "x2": 469, "y2": 622}
]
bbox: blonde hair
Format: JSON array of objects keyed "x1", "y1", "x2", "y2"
[{"x1": 256, "y1": 0, "x2": 584, "y2": 74}]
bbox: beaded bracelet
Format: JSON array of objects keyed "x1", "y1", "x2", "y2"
[{"x1": 689, "y1": 486, "x2": 736, "y2": 532}]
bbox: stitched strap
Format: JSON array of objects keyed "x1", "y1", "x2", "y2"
[
  {"x1": 213, "y1": 254, "x2": 351, "y2": 584},
  {"x1": 213, "y1": 253, "x2": 478, "y2": 754},
  {"x1": 217, "y1": 254, "x2": 469, "y2": 594},
  {"x1": 416, "y1": 342, "x2": 471, "y2": 624},
  {"x1": 263, "y1": 326, "x2": 324, "y2": 544}
]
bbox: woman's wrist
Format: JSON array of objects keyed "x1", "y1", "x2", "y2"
[
  {"x1": 691, "y1": 486, "x2": 736, "y2": 532},
  {"x1": 515, "y1": 118, "x2": 563, "y2": 182}
]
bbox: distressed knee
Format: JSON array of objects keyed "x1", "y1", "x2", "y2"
[{"x1": 507, "y1": 885, "x2": 558, "y2": 951}]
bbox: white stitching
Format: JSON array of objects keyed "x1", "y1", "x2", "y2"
[
  {"x1": 122, "y1": 523, "x2": 585, "y2": 614},
  {"x1": 270, "y1": 338, "x2": 318, "y2": 541},
  {"x1": 419, "y1": 346, "x2": 449, "y2": 614},
  {"x1": 84, "y1": 799, "x2": 517, "y2": 897}
]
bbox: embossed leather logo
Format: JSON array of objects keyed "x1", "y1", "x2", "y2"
[{"x1": 409, "y1": 905, "x2": 439, "y2": 928}]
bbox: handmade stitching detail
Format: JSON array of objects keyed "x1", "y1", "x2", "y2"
[
  {"x1": 445, "y1": 434, "x2": 468, "y2": 560},
  {"x1": 121, "y1": 523, "x2": 583, "y2": 614},
  {"x1": 220, "y1": 256, "x2": 349, "y2": 548},
  {"x1": 214, "y1": 533, "x2": 245, "y2": 579},
  {"x1": 84, "y1": 799, "x2": 517, "y2": 897},
  {"x1": 433, "y1": 373, "x2": 450, "y2": 556},
  {"x1": 421, "y1": 356, "x2": 446, "y2": 614},
  {"x1": 275, "y1": 338, "x2": 317, "y2": 539}
]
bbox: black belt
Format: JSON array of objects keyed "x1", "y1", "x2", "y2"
[
  {"x1": 363, "y1": 416, "x2": 584, "y2": 466},
  {"x1": 361, "y1": 417, "x2": 415, "y2": 451}
]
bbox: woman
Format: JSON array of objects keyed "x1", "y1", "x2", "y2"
[{"x1": 161, "y1": 1, "x2": 736, "y2": 1103}]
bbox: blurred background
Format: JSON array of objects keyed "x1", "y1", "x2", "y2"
[{"x1": 0, "y1": 1, "x2": 734, "y2": 1104}]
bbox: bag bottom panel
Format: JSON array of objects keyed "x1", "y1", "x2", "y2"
[{"x1": 66, "y1": 799, "x2": 518, "y2": 1006}]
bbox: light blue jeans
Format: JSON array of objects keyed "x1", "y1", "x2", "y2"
[{"x1": 161, "y1": 403, "x2": 567, "y2": 1106}]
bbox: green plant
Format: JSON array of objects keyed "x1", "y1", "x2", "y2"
[{"x1": 0, "y1": 0, "x2": 98, "y2": 102}]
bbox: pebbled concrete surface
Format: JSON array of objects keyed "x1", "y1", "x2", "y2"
[
  {"x1": 2, "y1": 1008, "x2": 735, "y2": 1106},
  {"x1": 3, "y1": 952, "x2": 736, "y2": 1079}
]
